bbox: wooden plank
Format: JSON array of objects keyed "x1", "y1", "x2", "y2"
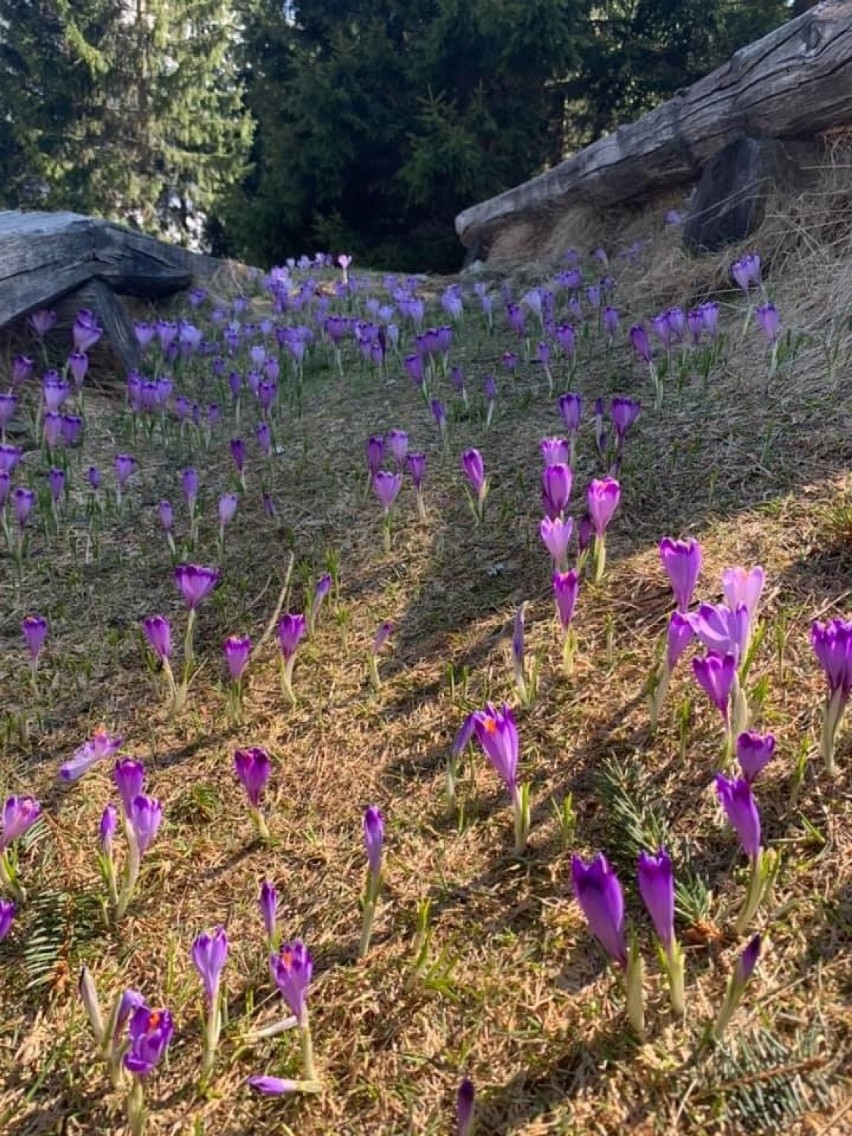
[{"x1": 455, "y1": 0, "x2": 852, "y2": 246}]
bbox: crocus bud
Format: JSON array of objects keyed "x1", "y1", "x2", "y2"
[
  {"x1": 457, "y1": 1077, "x2": 475, "y2": 1136},
  {"x1": 736, "y1": 732, "x2": 775, "y2": 783},
  {"x1": 713, "y1": 934, "x2": 762, "y2": 1040},
  {"x1": 114, "y1": 759, "x2": 145, "y2": 816},
  {"x1": 571, "y1": 852, "x2": 627, "y2": 968},
  {"x1": 0, "y1": 898, "x2": 14, "y2": 940},
  {"x1": 100, "y1": 804, "x2": 118, "y2": 854},
  {"x1": 260, "y1": 880, "x2": 278, "y2": 941},
  {"x1": 79, "y1": 966, "x2": 106, "y2": 1044}
]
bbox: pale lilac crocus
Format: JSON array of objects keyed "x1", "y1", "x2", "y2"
[
  {"x1": 540, "y1": 437, "x2": 570, "y2": 467},
  {"x1": 553, "y1": 570, "x2": 580, "y2": 673},
  {"x1": 192, "y1": 926, "x2": 229, "y2": 1076},
  {"x1": 360, "y1": 806, "x2": 384, "y2": 956},
  {"x1": 721, "y1": 566, "x2": 764, "y2": 625},
  {"x1": 278, "y1": 613, "x2": 306, "y2": 704},
  {"x1": 541, "y1": 463, "x2": 572, "y2": 520},
  {"x1": 811, "y1": 617, "x2": 852, "y2": 775},
  {"x1": 0, "y1": 795, "x2": 41, "y2": 903},
  {"x1": 60, "y1": 726, "x2": 123, "y2": 783},
  {"x1": 540, "y1": 515, "x2": 573, "y2": 571}
]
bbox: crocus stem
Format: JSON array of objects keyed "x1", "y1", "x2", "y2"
[
  {"x1": 202, "y1": 995, "x2": 221, "y2": 1080},
  {"x1": 416, "y1": 491, "x2": 426, "y2": 521},
  {"x1": 0, "y1": 851, "x2": 23, "y2": 903},
  {"x1": 299, "y1": 1015, "x2": 316, "y2": 1082},
  {"x1": 184, "y1": 608, "x2": 197, "y2": 668},
  {"x1": 359, "y1": 900, "x2": 376, "y2": 957},
  {"x1": 127, "y1": 1078, "x2": 145, "y2": 1136},
  {"x1": 735, "y1": 850, "x2": 766, "y2": 936},
  {"x1": 252, "y1": 808, "x2": 270, "y2": 841},
  {"x1": 368, "y1": 654, "x2": 381, "y2": 691},
  {"x1": 512, "y1": 783, "x2": 531, "y2": 855},
  {"x1": 649, "y1": 665, "x2": 670, "y2": 732},
  {"x1": 383, "y1": 516, "x2": 391, "y2": 553},
  {"x1": 625, "y1": 936, "x2": 645, "y2": 1034},
  {"x1": 664, "y1": 940, "x2": 686, "y2": 1016},
  {"x1": 280, "y1": 658, "x2": 296, "y2": 706},
  {"x1": 562, "y1": 629, "x2": 576, "y2": 676},
  {"x1": 115, "y1": 834, "x2": 141, "y2": 921},
  {"x1": 821, "y1": 689, "x2": 844, "y2": 776},
  {"x1": 592, "y1": 535, "x2": 606, "y2": 582}
]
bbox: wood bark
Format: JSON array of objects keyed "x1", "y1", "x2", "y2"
[
  {"x1": 0, "y1": 210, "x2": 219, "y2": 328},
  {"x1": 455, "y1": 0, "x2": 852, "y2": 247}
]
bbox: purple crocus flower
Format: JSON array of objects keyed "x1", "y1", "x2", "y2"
[
  {"x1": 558, "y1": 392, "x2": 582, "y2": 432},
  {"x1": 462, "y1": 449, "x2": 486, "y2": 499},
  {"x1": 248, "y1": 1076, "x2": 300, "y2": 1095},
  {"x1": 28, "y1": 309, "x2": 57, "y2": 338},
  {"x1": 191, "y1": 926, "x2": 229, "y2": 1002},
  {"x1": 60, "y1": 726, "x2": 123, "y2": 782},
  {"x1": 553, "y1": 570, "x2": 580, "y2": 631},
  {"x1": 256, "y1": 422, "x2": 272, "y2": 456},
  {"x1": 540, "y1": 515, "x2": 573, "y2": 569},
  {"x1": 218, "y1": 493, "x2": 238, "y2": 528},
  {"x1": 406, "y1": 452, "x2": 426, "y2": 489},
  {"x1": 755, "y1": 303, "x2": 780, "y2": 343},
  {"x1": 129, "y1": 795, "x2": 163, "y2": 855},
  {"x1": 731, "y1": 252, "x2": 761, "y2": 294},
  {"x1": 259, "y1": 880, "x2": 278, "y2": 940},
  {"x1": 72, "y1": 309, "x2": 103, "y2": 353},
  {"x1": 13, "y1": 487, "x2": 36, "y2": 529},
  {"x1": 124, "y1": 1005, "x2": 174, "y2": 1076},
  {"x1": 540, "y1": 437, "x2": 570, "y2": 467},
  {"x1": 0, "y1": 443, "x2": 22, "y2": 473},
  {"x1": 174, "y1": 564, "x2": 219, "y2": 610},
  {"x1": 224, "y1": 635, "x2": 251, "y2": 681},
  {"x1": 42, "y1": 411, "x2": 61, "y2": 449},
  {"x1": 114, "y1": 454, "x2": 137, "y2": 489},
  {"x1": 629, "y1": 324, "x2": 652, "y2": 364},
  {"x1": 366, "y1": 435, "x2": 384, "y2": 480},
  {"x1": 457, "y1": 1078, "x2": 475, "y2": 1136},
  {"x1": 0, "y1": 392, "x2": 17, "y2": 432},
  {"x1": 269, "y1": 940, "x2": 312, "y2": 1022},
  {"x1": 666, "y1": 611, "x2": 694, "y2": 671},
  {"x1": 541, "y1": 463, "x2": 572, "y2": 519},
  {"x1": 699, "y1": 301, "x2": 720, "y2": 336},
  {"x1": 234, "y1": 747, "x2": 270, "y2": 809},
  {"x1": 659, "y1": 537, "x2": 702, "y2": 612},
  {"x1": 60, "y1": 414, "x2": 83, "y2": 447},
  {"x1": 87, "y1": 466, "x2": 101, "y2": 491},
  {"x1": 736, "y1": 732, "x2": 776, "y2": 783},
  {"x1": 114, "y1": 758, "x2": 146, "y2": 817},
  {"x1": 472, "y1": 703, "x2": 518, "y2": 790},
  {"x1": 363, "y1": 806, "x2": 384, "y2": 878},
  {"x1": 157, "y1": 501, "x2": 173, "y2": 534},
  {"x1": 230, "y1": 438, "x2": 245, "y2": 473},
  {"x1": 278, "y1": 613, "x2": 306, "y2": 661},
  {"x1": 100, "y1": 804, "x2": 117, "y2": 854},
  {"x1": 692, "y1": 603, "x2": 750, "y2": 664},
  {"x1": 737, "y1": 933, "x2": 762, "y2": 982},
  {"x1": 637, "y1": 849, "x2": 675, "y2": 950},
  {"x1": 47, "y1": 467, "x2": 64, "y2": 503},
  {"x1": 67, "y1": 352, "x2": 89, "y2": 388},
  {"x1": 372, "y1": 470, "x2": 402, "y2": 512},
  {"x1": 386, "y1": 429, "x2": 408, "y2": 466},
  {"x1": 587, "y1": 477, "x2": 620, "y2": 535},
  {"x1": 692, "y1": 652, "x2": 737, "y2": 723},
  {"x1": 142, "y1": 615, "x2": 171, "y2": 661},
  {"x1": 0, "y1": 898, "x2": 15, "y2": 940},
  {"x1": 12, "y1": 355, "x2": 34, "y2": 385},
  {"x1": 571, "y1": 852, "x2": 627, "y2": 968},
  {"x1": 0, "y1": 796, "x2": 42, "y2": 848},
  {"x1": 22, "y1": 614, "x2": 48, "y2": 662},
  {"x1": 715, "y1": 775, "x2": 761, "y2": 858},
  {"x1": 687, "y1": 308, "x2": 704, "y2": 345},
  {"x1": 610, "y1": 397, "x2": 641, "y2": 445},
  {"x1": 181, "y1": 468, "x2": 199, "y2": 509}
]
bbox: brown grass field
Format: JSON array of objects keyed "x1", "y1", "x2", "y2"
[{"x1": 0, "y1": 160, "x2": 851, "y2": 1135}]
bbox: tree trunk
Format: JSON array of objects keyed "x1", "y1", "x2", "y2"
[{"x1": 455, "y1": 0, "x2": 852, "y2": 247}]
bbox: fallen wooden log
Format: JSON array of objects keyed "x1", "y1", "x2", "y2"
[
  {"x1": 455, "y1": 0, "x2": 852, "y2": 249},
  {"x1": 0, "y1": 209, "x2": 220, "y2": 373}
]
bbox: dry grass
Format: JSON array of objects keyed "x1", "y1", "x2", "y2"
[{"x1": 1, "y1": 157, "x2": 852, "y2": 1136}]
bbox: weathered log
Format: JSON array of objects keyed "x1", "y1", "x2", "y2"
[
  {"x1": 0, "y1": 210, "x2": 219, "y2": 327},
  {"x1": 455, "y1": 0, "x2": 852, "y2": 248}
]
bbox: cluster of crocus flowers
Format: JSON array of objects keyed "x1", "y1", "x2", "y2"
[
  {"x1": 192, "y1": 926, "x2": 229, "y2": 1079},
  {"x1": 235, "y1": 747, "x2": 271, "y2": 840},
  {"x1": 811, "y1": 617, "x2": 852, "y2": 775},
  {"x1": 473, "y1": 704, "x2": 530, "y2": 854},
  {"x1": 461, "y1": 449, "x2": 487, "y2": 523},
  {"x1": 0, "y1": 795, "x2": 42, "y2": 901},
  {"x1": 278, "y1": 613, "x2": 306, "y2": 705},
  {"x1": 359, "y1": 806, "x2": 384, "y2": 956},
  {"x1": 107, "y1": 759, "x2": 164, "y2": 920}
]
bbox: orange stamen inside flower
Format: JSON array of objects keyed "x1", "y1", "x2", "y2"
[
  {"x1": 484, "y1": 717, "x2": 498, "y2": 734},
  {"x1": 146, "y1": 1012, "x2": 161, "y2": 1032}
]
